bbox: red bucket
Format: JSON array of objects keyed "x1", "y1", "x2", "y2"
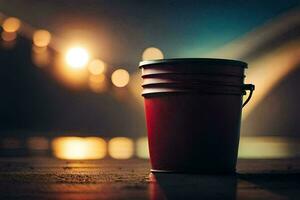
[{"x1": 140, "y1": 58, "x2": 254, "y2": 173}]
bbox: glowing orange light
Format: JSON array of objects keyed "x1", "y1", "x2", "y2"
[
  {"x1": 136, "y1": 137, "x2": 149, "y2": 159},
  {"x1": 88, "y1": 59, "x2": 106, "y2": 75},
  {"x1": 142, "y1": 47, "x2": 164, "y2": 61},
  {"x1": 90, "y1": 74, "x2": 105, "y2": 83},
  {"x1": 1, "y1": 31, "x2": 16, "y2": 42},
  {"x1": 108, "y1": 137, "x2": 134, "y2": 159},
  {"x1": 54, "y1": 55, "x2": 89, "y2": 89},
  {"x1": 65, "y1": 47, "x2": 90, "y2": 69},
  {"x1": 111, "y1": 69, "x2": 130, "y2": 87},
  {"x1": 33, "y1": 29, "x2": 51, "y2": 47},
  {"x1": 52, "y1": 137, "x2": 107, "y2": 160},
  {"x1": 2, "y1": 17, "x2": 21, "y2": 32}
]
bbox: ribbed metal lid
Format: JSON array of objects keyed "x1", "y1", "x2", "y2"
[{"x1": 139, "y1": 58, "x2": 248, "y2": 68}]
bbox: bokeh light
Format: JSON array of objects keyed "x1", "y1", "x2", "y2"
[
  {"x1": 136, "y1": 137, "x2": 149, "y2": 159},
  {"x1": 89, "y1": 74, "x2": 107, "y2": 93},
  {"x1": 2, "y1": 17, "x2": 21, "y2": 32},
  {"x1": 88, "y1": 59, "x2": 106, "y2": 75},
  {"x1": 108, "y1": 137, "x2": 134, "y2": 159},
  {"x1": 142, "y1": 47, "x2": 164, "y2": 61},
  {"x1": 33, "y1": 29, "x2": 51, "y2": 47},
  {"x1": 111, "y1": 69, "x2": 130, "y2": 87},
  {"x1": 52, "y1": 137, "x2": 107, "y2": 160},
  {"x1": 54, "y1": 55, "x2": 89, "y2": 89},
  {"x1": 65, "y1": 47, "x2": 90, "y2": 69},
  {"x1": 1, "y1": 31, "x2": 16, "y2": 42}
]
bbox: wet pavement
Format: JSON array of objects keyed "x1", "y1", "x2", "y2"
[{"x1": 0, "y1": 158, "x2": 299, "y2": 199}]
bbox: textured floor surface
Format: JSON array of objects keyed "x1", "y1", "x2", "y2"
[{"x1": 0, "y1": 158, "x2": 299, "y2": 199}]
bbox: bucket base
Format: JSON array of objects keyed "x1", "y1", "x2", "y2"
[{"x1": 151, "y1": 168, "x2": 236, "y2": 174}]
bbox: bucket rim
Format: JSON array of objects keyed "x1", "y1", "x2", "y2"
[
  {"x1": 141, "y1": 72, "x2": 246, "y2": 78},
  {"x1": 142, "y1": 89, "x2": 244, "y2": 97},
  {"x1": 139, "y1": 58, "x2": 247, "y2": 68},
  {"x1": 141, "y1": 82, "x2": 244, "y2": 88},
  {"x1": 142, "y1": 85, "x2": 244, "y2": 94}
]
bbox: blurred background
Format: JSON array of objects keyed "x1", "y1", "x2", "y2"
[{"x1": 0, "y1": 0, "x2": 300, "y2": 160}]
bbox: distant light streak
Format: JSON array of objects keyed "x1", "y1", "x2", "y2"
[
  {"x1": 205, "y1": 11, "x2": 300, "y2": 121},
  {"x1": 111, "y1": 69, "x2": 130, "y2": 87},
  {"x1": 142, "y1": 47, "x2": 164, "y2": 61},
  {"x1": 52, "y1": 137, "x2": 107, "y2": 160},
  {"x1": 2, "y1": 138, "x2": 21, "y2": 149},
  {"x1": 2, "y1": 17, "x2": 21, "y2": 32},
  {"x1": 242, "y1": 42, "x2": 300, "y2": 120},
  {"x1": 33, "y1": 30, "x2": 51, "y2": 47},
  {"x1": 238, "y1": 136, "x2": 293, "y2": 159},
  {"x1": 65, "y1": 47, "x2": 90, "y2": 69},
  {"x1": 108, "y1": 137, "x2": 134, "y2": 159},
  {"x1": 88, "y1": 59, "x2": 106, "y2": 75},
  {"x1": 27, "y1": 137, "x2": 49, "y2": 150}
]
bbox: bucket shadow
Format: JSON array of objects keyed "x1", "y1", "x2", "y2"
[
  {"x1": 149, "y1": 170, "x2": 300, "y2": 200},
  {"x1": 149, "y1": 173, "x2": 237, "y2": 200},
  {"x1": 238, "y1": 172, "x2": 300, "y2": 200}
]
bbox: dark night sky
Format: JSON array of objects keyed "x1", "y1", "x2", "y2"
[{"x1": 1, "y1": 0, "x2": 299, "y2": 70}]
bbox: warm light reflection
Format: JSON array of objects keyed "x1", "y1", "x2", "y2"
[
  {"x1": 1, "y1": 31, "x2": 17, "y2": 42},
  {"x1": 65, "y1": 47, "x2": 90, "y2": 69},
  {"x1": 111, "y1": 69, "x2": 130, "y2": 88},
  {"x1": 27, "y1": 137, "x2": 49, "y2": 150},
  {"x1": 89, "y1": 74, "x2": 107, "y2": 93},
  {"x1": 52, "y1": 137, "x2": 107, "y2": 160},
  {"x1": 32, "y1": 46, "x2": 50, "y2": 67},
  {"x1": 128, "y1": 72, "x2": 144, "y2": 106},
  {"x1": 2, "y1": 17, "x2": 21, "y2": 32},
  {"x1": 32, "y1": 45, "x2": 47, "y2": 54},
  {"x1": 142, "y1": 47, "x2": 164, "y2": 61},
  {"x1": 108, "y1": 137, "x2": 134, "y2": 159},
  {"x1": 33, "y1": 29, "x2": 51, "y2": 47},
  {"x1": 88, "y1": 59, "x2": 106, "y2": 75},
  {"x1": 136, "y1": 137, "x2": 149, "y2": 159}
]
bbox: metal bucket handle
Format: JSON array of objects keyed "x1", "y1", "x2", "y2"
[{"x1": 242, "y1": 84, "x2": 255, "y2": 107}]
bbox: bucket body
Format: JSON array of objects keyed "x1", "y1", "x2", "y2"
[
  {"x1": 144, "y1": 93, "x2": 242, "y2": 173},
  {"x1": 140, "y1": 58, "x2": 253, "y2": 173}
]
